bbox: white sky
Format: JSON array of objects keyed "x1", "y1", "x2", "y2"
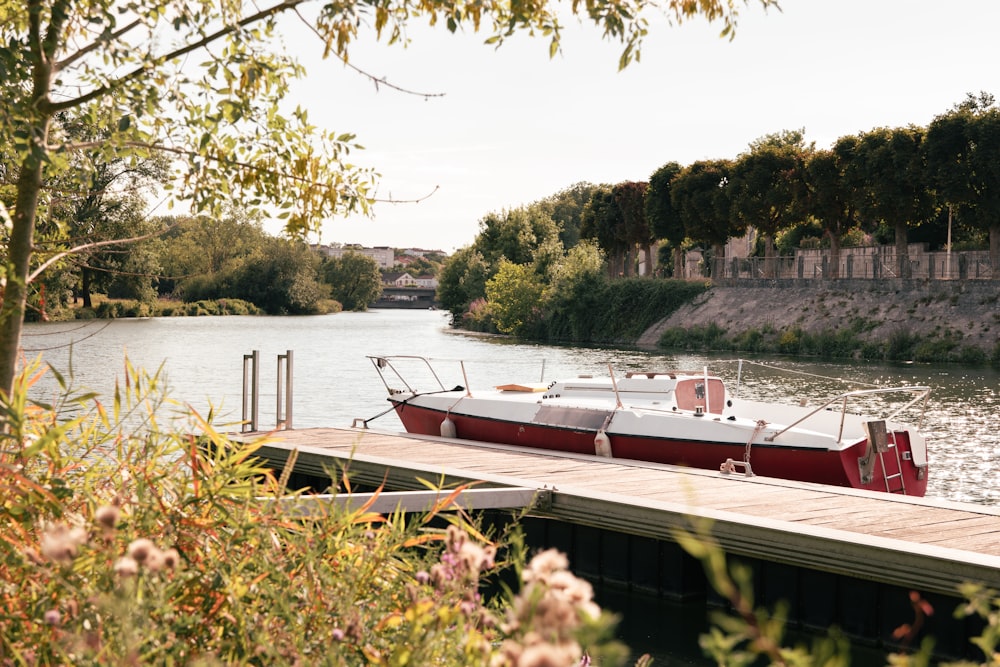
[{"x1": 272, "y1": 0, "x2": 999, "y2": 252}]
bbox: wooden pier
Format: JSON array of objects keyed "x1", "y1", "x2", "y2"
[{"x1": 246, "y1": 425, "x2": 1000, "y2": 657}]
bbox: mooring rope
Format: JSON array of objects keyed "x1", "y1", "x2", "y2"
[{"x1": 745, "y1": 419, "x2": 768, "y2": 465}]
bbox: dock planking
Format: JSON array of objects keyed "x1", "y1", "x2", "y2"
[{"x1": 245, "y1": 425, "x2": 1000, "y2": 597}]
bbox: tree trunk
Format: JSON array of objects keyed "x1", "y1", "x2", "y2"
[
  {"x1": 826, "y1": 230, "x2": 842, "y2": 279},
  {"x1": 711, "y1": 244, "x2": 725, "y2": 279},
  {"x1": 763, "y1": 234, "x2": 776, "y2": 278},
  {"x1": 895, "y1": 222, "x2": 910, "y2": 279},
  {"x1": 990, "y1": 223, "x2": 1000, "y2": 279},
  {"x1": 0, "y1": 142, "x2": 46, "y2": 398},
  {"x1": 672, "y1": 246, "x2": 685, "y2": 279},
  {"x1": 81, "y1": 267, "x2": 93, "y2": 309},
  {"x1": 643, "y1": 244, "x2": 654, "y2": 277}
]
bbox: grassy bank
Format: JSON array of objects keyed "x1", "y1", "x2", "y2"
[
  {"x1": 37, "y1": 297, "x2": 343, "y2": 321},
  {"x1": 657, "y1": 319, "x2": 1000, "y2": 366}
]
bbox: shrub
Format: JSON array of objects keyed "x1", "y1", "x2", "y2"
[{"x1": 887, "y1": 330, "x2": 919, "y2": 361}]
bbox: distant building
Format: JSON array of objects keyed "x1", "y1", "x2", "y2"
[
  {"x1": 383, "y1": 272, "x2": 416, "y2": 287},
  {"x1": 402, "y1": 248, "x2": 447, "y2": 259},
  {"x1": 314, "y1": 244, "x2": 394, "y2": 269},
  {"x1": 382, "y1": 272, "x2": 438, "y2": 289}
]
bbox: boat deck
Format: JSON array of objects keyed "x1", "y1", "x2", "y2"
[{"x1": 246, "y1": 426, "x2": 1000, "y2": 596}]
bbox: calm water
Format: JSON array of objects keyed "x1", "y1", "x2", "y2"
[
  {"x1": 19, "y1": 309, "x2": 1000, "y2": 663},
  {"x1": 22, "y1": 309, "x2": 1000, "y2": 505}
]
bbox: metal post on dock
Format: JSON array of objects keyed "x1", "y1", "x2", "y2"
[
  {"x1": 276, "y1": 350, "x2": 293, "y2": 430},
  {"x1": 242, "y1": 350, "x2": 260, "y2": 433}
]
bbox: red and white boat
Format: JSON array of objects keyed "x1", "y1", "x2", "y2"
[{"x1": 366, "y1": 356, "x2": 932, "y2": 496}]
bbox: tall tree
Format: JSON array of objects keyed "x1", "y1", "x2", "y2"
[
  {"x1": 645, "y1": 161, "x2": 684, "y2": 278},
  {"x1": 926, "y1": 93, "x2": 1000, "y2": 272},
  {"x1": 612, "y1": 181, "x2": 651, "y2": 276},
  {"x1": 0, "y1": 0, "x2": 776, "y2": 396},
  {"x1": 730, "y1": 130, "x2": 808, "y2": 277},
  {"x1": 580, "y1": 186, "x2": 627, "y2": 278},
  {"x1": 670, "y1": 159, "x2": 738, "y2": 278},
  {"x1": 849, "y1": 126, "x2": 936, "y2": 279},
  {"x1": 803, "y1": 147, "x2": 858, "y2": 279}
]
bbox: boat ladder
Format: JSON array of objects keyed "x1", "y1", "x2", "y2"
[
  {"x1": 880, "y1": 435, "x2": 906, "y2": 495},
  {"x1": 860, "y1": 420, "x2": 907, "y2": 495}
]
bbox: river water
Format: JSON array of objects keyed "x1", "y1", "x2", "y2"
[
  {"x1": 19, "y1": 309, "x2": 1000, "y2": 663},
  {"x1": 22, "y1": 309, "x2": 999, "y2": 505}
]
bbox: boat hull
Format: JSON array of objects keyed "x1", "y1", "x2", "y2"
[{"x1": 390, "y1": 399, "x2": 928, "y2": 496}]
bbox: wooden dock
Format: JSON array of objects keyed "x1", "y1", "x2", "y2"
[{"x1": 246, "y1": 426, "x2": 1000, "y2": 599}]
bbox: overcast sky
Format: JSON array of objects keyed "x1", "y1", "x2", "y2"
[{"x1": 273, "y1": 0, "x2": 999, "y2": 252}]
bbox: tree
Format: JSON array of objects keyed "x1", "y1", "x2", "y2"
[
  {"x1": 580, "y1": 186, "x2": 627, "y2": 278},
  {"x1": 436, "y1": 246, "x2": 490, "y2": 318},
  {"x1": 156, "y1": 211, "x2": 271, "y2": 298},
  {"x1": 226, "y1": 239, "x2": 326, "y2": 314},
  {"x1": 730, "y1": 131, "x2": 808, "y2": 278},
  {"x1": 670, "y1": 159, "x2": 739, "y2": 278},
  {"x1": 473, "y1": 207, "x2": 561, "y2": 268},
  {"x1": 645, "y1": 161, "x2": 685, "y2": 278},
  {"x1": 848, "y1": 126, "x2": 936, "y2": 279},
  {"x1": 322, "y1": 251, "x2": 383, "y2": 311},
  {"x1": 925, "y1": 94, "x2": 1000, "y2": 272},
  {"x1": 612, "y1": 181, "x2": 651, "y2": 276},
  {"x1": 485, "y1": 259, "x2": 545, "y2": 336},
  {"x1": 545, "y1": 239, "x2": 607, "y2": 340},
  {"x1": 0, "y1": 0, "x2": 776, "y2": 397},
  {"x1": 531, "y1": 182, "x2": 602, "y2": 249},
  {"x1": 803, "y1": 148, "x2": 857, "y2": 279}
]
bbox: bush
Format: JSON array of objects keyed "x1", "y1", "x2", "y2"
[{"x1": 887, "y1": 329, "x2": 919, "y2": 361}]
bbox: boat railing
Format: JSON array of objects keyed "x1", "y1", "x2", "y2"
[
  {"x1": 764, "y1": 385, "x2": 932, "y2": 444},
  {"x1": 368, "y1": 355, "x2": 447, "y2": 395}
]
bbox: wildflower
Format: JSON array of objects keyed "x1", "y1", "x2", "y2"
[
  {"x1": 162, "y1": 548, "x2": 181, "y2": 570},
  {"x1": 43, "y1": 609, "x2": 61, "y2": 626},
  {"x1": 114, "y1": 556, "x2": 139, "y2": 578},
  {"x1": 332, "y1": 628, "x2": 345, "y2": 641},
  {"x1": 126, "y1": 538, "x2": 156, "y2": 563},
  {"x1": 415, "y1": 570, "x2": 430, "y2": 585},
  {"x1": 40, "y1": 523, "x2": 88, "y2": 564},
  {"x1": 145, "y1": 546, "x2": 167, "y2": 572},
  {"x1": 94, "y1": 504, "x2": 120, "y2": 530}
]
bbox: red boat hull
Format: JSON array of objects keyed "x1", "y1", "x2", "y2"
[{"x1": 391, "y1": 400, "x2": 928, "y2": 496}]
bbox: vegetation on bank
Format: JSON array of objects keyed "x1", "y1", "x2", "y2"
[
  {"x1": 657, "y1": 320, "x2": 1000, "y2": 367},
  {"x1": 25, "y1": 214, "x2": 380, "y2": 322}
]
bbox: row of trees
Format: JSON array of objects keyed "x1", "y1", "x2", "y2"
[{"x1": 624, "y1": 93, "x2": 999, "y2": 281}]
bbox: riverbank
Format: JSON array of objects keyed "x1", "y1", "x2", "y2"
[{"x1": 637, "y1": 279, "x2": 1000, "y2": 364}]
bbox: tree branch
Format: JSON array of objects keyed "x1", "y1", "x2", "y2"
[
  {"x1": 291, "y1": 7, "x2": 446, "y2": 99},
  {"x1": 54, "y1": 18, "x2": 144, "y2": 74},
  {"x1": 44, "y1": 0, "x2": 308, "y2": 113},
  {"x1": 28, "y1": 219, "x2": 180, "y2": 284}
]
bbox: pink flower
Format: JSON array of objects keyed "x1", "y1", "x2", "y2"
[
  {"x1": 126, "y1": 538, "x2": 155, "y2": 563},
  {"x1": 94, "y1": 505, "x2": 120, "y2": 529},
  {"x1": 40, "y1": 523, "x2": 88, "y2": 564},
  {"x1": 114, "y1": 556, "x2": 139, "y2": 578}
]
